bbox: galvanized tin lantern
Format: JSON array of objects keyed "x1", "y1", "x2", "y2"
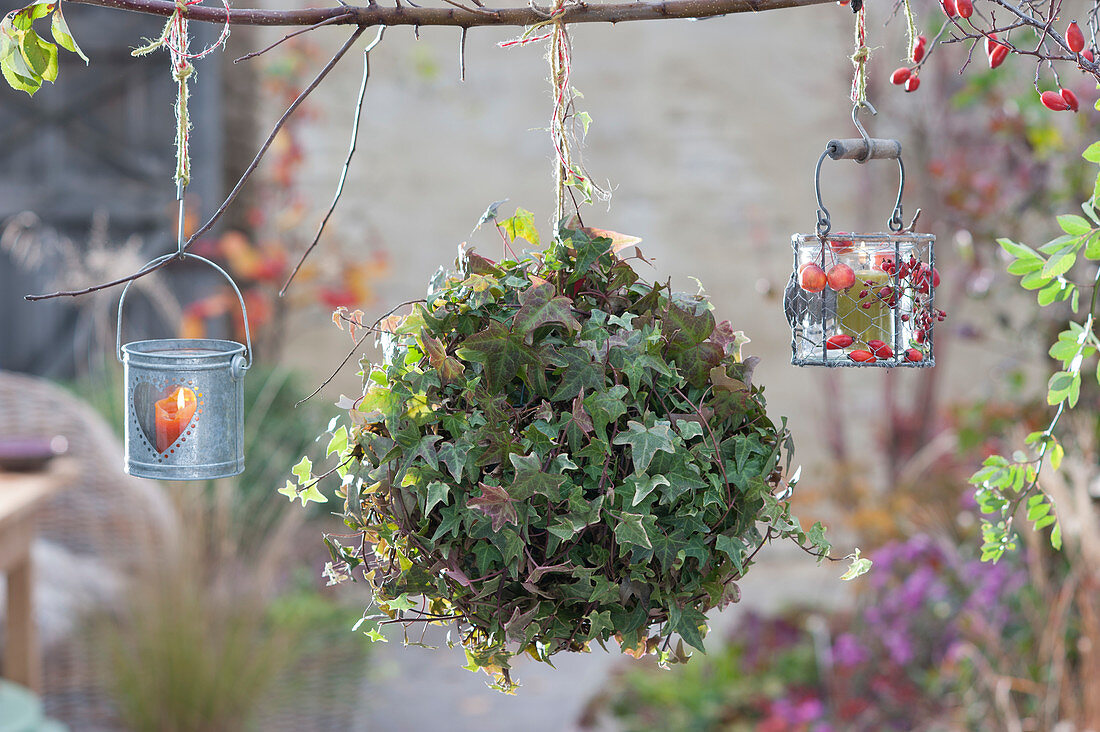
[
  {"x1": 785, "y1": 103, "x2": 937, "y2": 368},
  {"x1": 116, "y1": 252, "x2": 252, "y2": 480}
]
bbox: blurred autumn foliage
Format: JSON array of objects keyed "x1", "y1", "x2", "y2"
[{"x1": 181, "y1": 38, "x2": 389, "y2": 358}]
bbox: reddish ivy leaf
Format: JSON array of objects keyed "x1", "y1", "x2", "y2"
[
  {"x1": 467, "y1": 482, "x2": 519, "y2": 532},
  {"x1": 456, "y1": 321, "x2": 539, "y2": 392},
  {"x1": 512, "y1": 280, "x2": 579, "y2": 341}
]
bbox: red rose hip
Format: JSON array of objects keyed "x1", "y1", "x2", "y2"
[
  {"x1": 868, "y1": 340, "x2": 893, "y2": 359},
  {"x1": 956, "y1": 0, "x2": 973, "y2": 18},
  {"x1": 1068, "y1": 22, "x2": 1086, "y2": 53},
  {"x1": 1041, "y1": 90, "x2": 1071, "y2": 110},
  {"x1": 1062, "y1": 88, "x2": 1080, "y2": 112},
  {"x1": 988, "y1": 43, "x2": 1009, "y2": 69},
  {"x1": 827, "y1": 334, "x2": 855, "y2": 349},
  {"x1": 904, "y1": 76, "x2": 921, "y2": 92},
  {"x1": 912, "y1": 35, "x2": 927, "y2": 63},
  {"x1": 848, "y1": 349, "x2": 876, "y2": 363},
  {"x1": 905, "y1": 348, "x2": 924, "y2": 362}
]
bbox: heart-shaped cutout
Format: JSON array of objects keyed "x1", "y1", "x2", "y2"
[{"x1": 132, "y1": 382, "x2": 199, "y2": 455}]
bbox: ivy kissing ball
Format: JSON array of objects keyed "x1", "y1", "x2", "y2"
[{"x1": 295, "y1": 215, "x2": 833, "y2": 692}]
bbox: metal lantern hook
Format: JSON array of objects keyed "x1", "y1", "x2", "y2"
[{"x1": 851, "y1": 101, "x2": 877, "y2": 163}]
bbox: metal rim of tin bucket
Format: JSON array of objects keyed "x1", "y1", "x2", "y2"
[{"x1": 115, "y1": 252, "x2": 252, "y2": 367}]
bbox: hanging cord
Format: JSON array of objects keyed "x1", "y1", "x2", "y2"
[
  {"x1": 850, "y1": 4, "x2": 869, "y2": 104},
  {"x1": 132, "y1": 0, "x2": 230, "y2": 189},
  {"x1": 549, "y1": 0, "x2": 574, "y2": 223},
  {"x1": 901, "y1": 0, "x2": 918, "y2": 62}
]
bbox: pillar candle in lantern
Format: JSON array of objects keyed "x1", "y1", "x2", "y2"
[{"x1": 155, "y1": 386, "x2": 197, "y2": 452}]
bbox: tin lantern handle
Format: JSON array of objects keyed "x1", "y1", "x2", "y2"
[
  {"x1": 116, "y1": 252, "x2": 253, "y2": 370},
  {"x1": 814, "y1": 102, "x2": 906, "y2": 237}
]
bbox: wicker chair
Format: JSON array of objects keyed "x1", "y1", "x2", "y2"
[{"x1": 0, "y1": 370, "x2": 177, "y2": 730}]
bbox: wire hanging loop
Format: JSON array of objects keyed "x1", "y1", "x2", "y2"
[{"x1": 851, "y1": 101, "x2": 875, "y2": 163}]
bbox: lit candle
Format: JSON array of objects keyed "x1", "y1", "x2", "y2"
[{"x1": 155, "y1": 386, "x2": 197, "y2": 453}]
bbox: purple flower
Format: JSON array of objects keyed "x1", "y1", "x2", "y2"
[
  {"x1": 882, "y1": 629, "x2": 914, "y2": 665},
  {"x1": 833, "y1": 633, "x2": 868, "y2": 667}
]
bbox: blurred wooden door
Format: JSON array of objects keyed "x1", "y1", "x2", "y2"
[{"x1": 0, "y1": 2, "x2": 224, "y2": 376}]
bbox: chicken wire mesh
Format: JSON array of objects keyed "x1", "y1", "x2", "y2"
[{"x1": 785, "y1": 232, "x2": 936, "y2": 367}]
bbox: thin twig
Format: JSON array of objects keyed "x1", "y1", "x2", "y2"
[
  {"x1": 26, "y1": 26, "x2": 367, "y2": 302},
  {"x1": 296, "y1": 298, "x2": 425, "y2": 406},
  {"x1": 281, "y1": 25, "x2": 386, "y2": 296},
  {"x1": 233, "y1": 11, "x2": 353, "y2": 62}
]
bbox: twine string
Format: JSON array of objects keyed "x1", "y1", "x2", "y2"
[
  {"x1": 850, "y1": 5, "x2": 869, "y2": 104},
  {"x1": 132, "y1": 0, "x2": 230, "y2": 188}
]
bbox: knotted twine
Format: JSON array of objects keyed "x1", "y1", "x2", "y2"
[
  {"x1": 850, "y1": 4, "x2": 870, "y2": 104},
  {"x1": 133, "y1": 0, "x2": 230, "y2": 187}
]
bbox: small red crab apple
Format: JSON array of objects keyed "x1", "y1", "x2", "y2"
[
  {"x1": 827, "y1": 263, "x2": 856, "y2": 290},
  {"x1": 799, "y1": 262, "x2": 828, "y2": 293}
]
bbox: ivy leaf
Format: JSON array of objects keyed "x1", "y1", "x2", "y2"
[
  {"x1": 549, "y1": 346, "x2": 605, "y2": 402},
  {"x1": 297, "y1": 483, "x2": 328, "y2": 506},
  {"x1": 278, "y1": 480, "x2": 298, "y2": 502},
  {"x1": 661, "y1": 303, "x2": 715, "y2": 352},
  {"x1": 420, "y1": 328, "x2": 464, "y2": 384},
  {"x1": 630, "y1": 473, "x2": 670, "y2": 506},
  {"x1": 508, "y1": 454, "x2": 567, "y2": 500},
  {"x1": 613, "y1": 512, "x2": 654, "y2": 550},
  {"x1": 456, "y1": 321, "x2": 538, "y2": 392},
  {"x1": 425, "y1": 481, "x2": 450, "y2": 513},
  {"x1": 612, "y1": 420, "x2": 677, "y2": 474},
  {"x1": 291, "y1": 456, "x2": 313, "y2": 484},
  {"x1": 840, "y1": 549, "x2": 873, "y2": 580},
  {"x1": 499, "y1": 207, "x2": 540, "y2": 246},
  {"x1": 513, "y1": 280, "x2": 579, "y2": 340},
  {"x1": 467, "y1": 482, "x2": 519, "y2": 531},
  {"x1": 437, "y1": 440, "x2": 470, "y2": 482},
  {"x1": 668, "y1": 604, "x2": 708, "y2": 653},
  {"x1": 584, "y1": 384, "x2": 629, "y2": 442}
]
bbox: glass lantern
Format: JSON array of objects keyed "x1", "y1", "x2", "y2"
[{"x1": 785, "y1": 105, "x2": 937, "y2": 368}]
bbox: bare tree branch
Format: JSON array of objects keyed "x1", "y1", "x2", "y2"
[{"x1": 67, "y1": 0, "x2": 838, "y2": 28}]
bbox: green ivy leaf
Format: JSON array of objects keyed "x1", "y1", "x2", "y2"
[
  {"x1": 840, "y1": 549, "x2": 873, "y2": 580},
  {"x1": 425, "y1": 481, "x2": 450, "y2": 514},
  {"x1": 612, "y1": 420, "x2": 677, "y2": 474},
  {"x1": 614, "y1": 511, "x2": 654, "y2": 549},
  {"x1": 292, "y1": 456, "x2": 313, "y2": 484}
]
